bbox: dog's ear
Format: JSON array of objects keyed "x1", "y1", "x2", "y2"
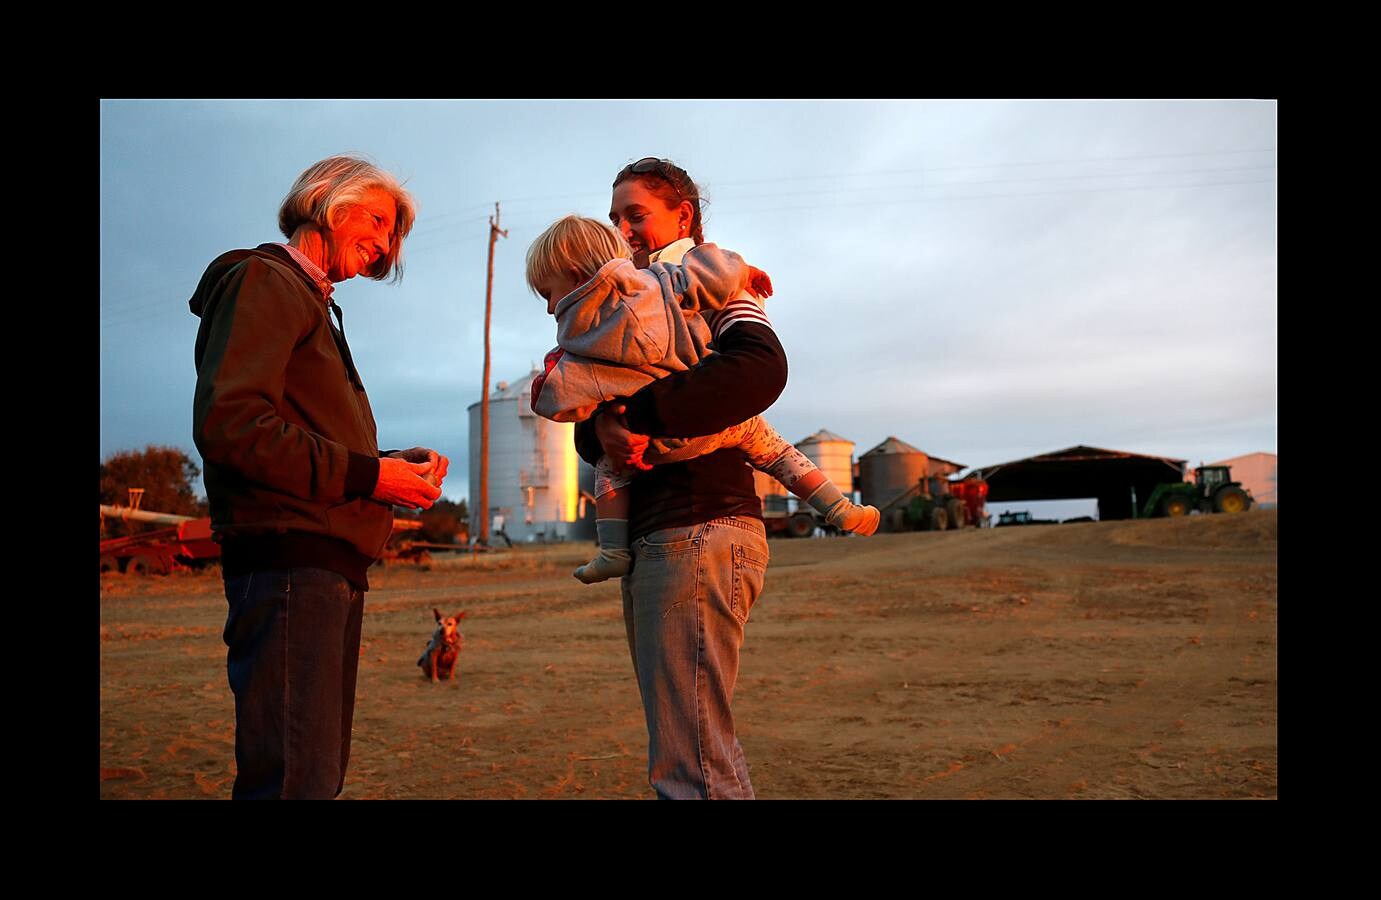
[
  {"x1": 455, "y1": 610, "x2": 467, "y2": 621},
  {"x1": 433, "y1": 608, "x2": 442, "y2": 621}
]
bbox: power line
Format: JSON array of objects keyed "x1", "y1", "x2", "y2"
[
  {"x1": 361, "y1": 147, "x2": 1286, "y2": 245},
  {"x1": 101, "y1": 149, "x2": 1279, "y2": 320},
  {"x1": 717, "y1": 165, "x2": 1276, "y2": 203},
  {"x1": 404, "y1": 148, "x2": 1283, "y2": 220},
  {"x1": 103, "y1": 174, "x2": 1275, "y2": 323},
  {"x1": 706, "y1": 147, "x2": 1279, "y2": 188},
  {"x1": 708, "y1": 178, "x2": 1276, "y2": 219},
  {"x1": 397, "y1": 152, "x2": 1279, "y2": 241},
  {"x1": 398, "y1": 175, "x2": 1278, "y2": 257}
]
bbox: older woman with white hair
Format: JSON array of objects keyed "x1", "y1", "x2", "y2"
[{"x1": 190, "y1": 154, "x2": 447, "y2": 800}]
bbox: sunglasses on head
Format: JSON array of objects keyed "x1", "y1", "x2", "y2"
[
  {"x1": 623, "y1": 157, "x2": 672, "y2": 176},
  {"x1": 618, "y1": 157, "x2": 693, "y2": 197}
]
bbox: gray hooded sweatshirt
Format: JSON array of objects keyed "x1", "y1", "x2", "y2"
[{"x1": 534, "y1": 243, "x2": 755, "y2": 424}]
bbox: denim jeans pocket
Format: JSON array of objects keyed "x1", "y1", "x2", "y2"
[
  {"x1": 222, "y1": 572, "x2": 257, "y2": 647},
  {"x1": 222, "y1": 571, "x2": 288, "y2": 648},
  {"x1": 288, "y1": 567, "x2": 353, "y2": 600},
  {"x1": 730, "y1": 542, "x2": 769, "y2": 624},
  {"x1": 225, "y1": 572, "x2": 256, "y2": 606},
  {"x1": 638, "y1": 523, "x2": 706, "y2": 559}
]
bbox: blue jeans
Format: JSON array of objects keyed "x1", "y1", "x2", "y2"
[
  {"x1": 222, "y1": 568, "x2": 365, "y2": 800},
  {"x1": 620, "y1": 517, "x2": 770, "y2": 799}
]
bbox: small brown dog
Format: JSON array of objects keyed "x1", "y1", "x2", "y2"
[{"x1": 418, "y1": 609, "x2": 466, "y2": 682}]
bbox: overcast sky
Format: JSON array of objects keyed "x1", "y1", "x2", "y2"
[{"x1": 99, "y1": 100, "x2": 1276, "y2": 506}]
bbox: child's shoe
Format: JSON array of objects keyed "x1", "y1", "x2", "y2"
[
  {"x1": 574, "y1": 519, "x2": 631, "y2": 583},
  {"x1": 574, "y1": 548, "x2": 631, "y2": 584},
  {"x1": 805, "y1": 482, "x2": 881, "y2": 536},
  {"x1": 829, "y1": 501, "x2": 880, "y2": 536}
]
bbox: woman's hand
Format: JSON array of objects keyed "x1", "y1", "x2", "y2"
[
  {"x1": 596, "y1": 404, "x2": 653, "y2": 472},
  {"x1": 386, "y1": 447, "x2": 450, "y2": 487},
  {"x1": 373, "y1": 457, "x2": 443, "y2": 509}
]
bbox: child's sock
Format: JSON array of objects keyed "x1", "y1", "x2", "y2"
[
  {"x1": 574, "y1": 518, "x2": 632, "y2": 583},
  {"x1": 804, "y1": 483, "x2": 881, "y2": 536}
]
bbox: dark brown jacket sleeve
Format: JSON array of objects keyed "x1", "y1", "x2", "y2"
[{"x1": 621, "y1": 322, "x2": 788, "y2": 439}]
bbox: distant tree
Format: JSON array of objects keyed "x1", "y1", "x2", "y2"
[
  {"x1": 419, "y1": 498, "x2": 468, "y2": 544},
  {"x1": 100, "y1": 445, "x2": 207, "y2": 536}
]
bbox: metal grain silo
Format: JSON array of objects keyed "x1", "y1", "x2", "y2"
[
  {"x1": 859, "y1": 436, "x2": 930, "y2": 512},
  {"x1": 797, "y1": 429, "x2": 858, "y2": 501},
  {"x1": 467, "y1": 369, "x2": 583, "y2": 543}
]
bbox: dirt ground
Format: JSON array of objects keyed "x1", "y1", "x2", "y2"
[{"x1": 99, "y1": 509, "x2": 1277, "y2": 800}]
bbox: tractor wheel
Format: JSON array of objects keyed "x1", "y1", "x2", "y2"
[
  {"x1": 890, "y1": 508, "x2": 908, "y2": 532},
  {"x1": 946, "y1": 498, "x2": 966, "y2": 529},
  {"x1": 1214, "y1": 486, "x2": 1252, "y2": 514},
  {"x1": 929, "y1": 507, "x2": 949, "y2": 531},
  {"x1": 100, "y1": 554, "x2": 121, "y2": 575},
  {"x1": 1160, "y1": 495, "x2": 1191, "y2": 517},
  {"x1": 126, "y1": 554, "x2": 170, "y2": 576},
  {"x1": 787, "y1": 513, "x2": 816, "y2": 538}
]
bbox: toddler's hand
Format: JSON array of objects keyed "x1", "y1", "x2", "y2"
[
  {"x1": 747, "y1": 266, "x2": 773, "y2": 299},
  {"x1": 597, "y1": 404, "x2": 652, "y2": 472}
]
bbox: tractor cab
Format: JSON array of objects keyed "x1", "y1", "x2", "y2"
[
  {"x1": 1195, "y1": 466, "x2": 1235, "y2": 501},
  {"x1": 1196, "y1": 465, "x2": 1231, "y2": 489}
]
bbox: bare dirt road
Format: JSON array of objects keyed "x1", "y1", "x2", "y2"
[{"x1": 99, "y1": 509, "x2": 1277, "y2": 799}]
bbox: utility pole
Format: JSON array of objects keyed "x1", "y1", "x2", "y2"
[{"x1": 479, "y1": 202, "x2": 507, "y2": 546}]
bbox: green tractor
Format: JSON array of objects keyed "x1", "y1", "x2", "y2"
[
  {"x1": 900, "y1": 476, "x2": 967, "y2": 531},
  {"x1": 1140, "y1": 465, "x2": 1254, "y2": 519}
]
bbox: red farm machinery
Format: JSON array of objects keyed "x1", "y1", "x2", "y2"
[{"x1": 101, "y1": 506, "x2": 461, "y2": 576}]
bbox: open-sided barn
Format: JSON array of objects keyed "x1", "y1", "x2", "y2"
[{"x1": 972, "y1": 445, "x2": 1187, "y2": 521}]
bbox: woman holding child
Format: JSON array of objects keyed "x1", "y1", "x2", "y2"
[
  {"x1": 536, "y1": 156, "x2": 875, "y2": 800},
  {"x1": 581, "y1": 157, "x2": 780, "y2": 800},
  {"x1": 527, "y1": 157, "x2": 877, "y2": 798}
]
